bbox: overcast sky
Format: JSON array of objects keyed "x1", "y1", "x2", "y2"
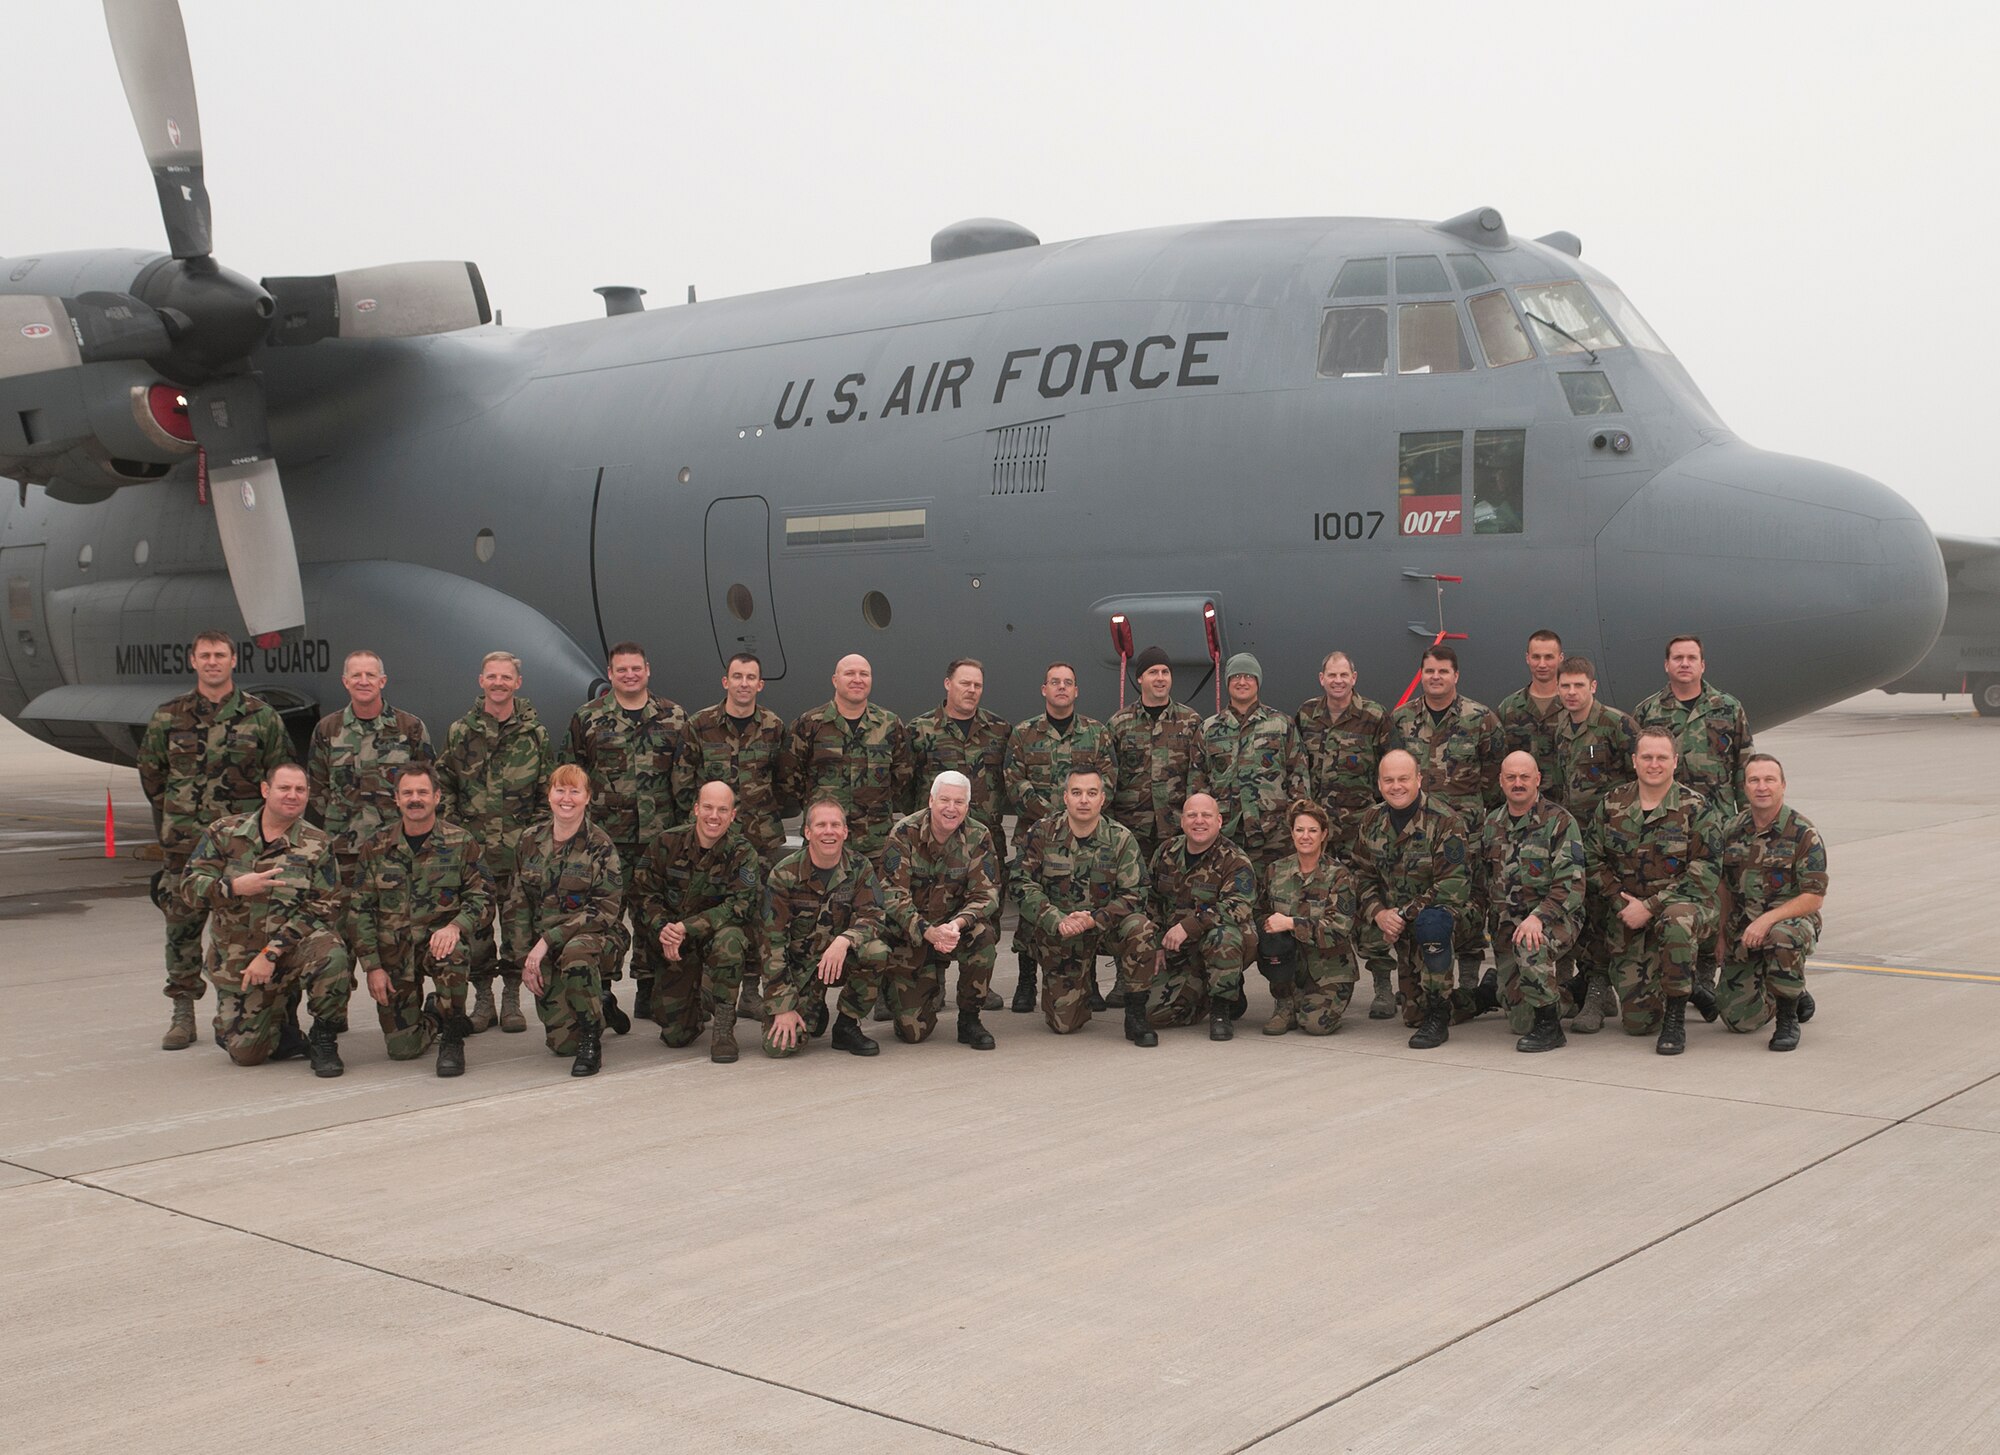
[{"x1": 8, "y1": 0, "x2": 1995, "y2": 532}]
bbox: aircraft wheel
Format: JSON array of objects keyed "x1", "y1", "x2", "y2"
[{"x1": 1972, "y1": 675, "x2": 2000, "y2": 717}]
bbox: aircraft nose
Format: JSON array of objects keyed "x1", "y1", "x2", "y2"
[{"x1": 1595, "y1": 440, "x2": 1946, "y2": 722}]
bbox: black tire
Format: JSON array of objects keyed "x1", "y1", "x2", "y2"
[{"x1": 1973, "y1": 675, "x2": 2000, "y2": 718}]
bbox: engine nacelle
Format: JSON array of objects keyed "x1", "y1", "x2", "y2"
[{"x1": 0, "y1": 362, "x2": 197, "y2": 496}]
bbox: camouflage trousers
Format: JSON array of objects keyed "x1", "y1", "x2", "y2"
[
  {"x1": 532, "y1": 932, "x2": 620, "y2": 1055},
  {"x1": 1490, "y1": 915, "x2": 1577, "y2": 1035},
  {"x1": 1144, "y1": 924, "x2": 1254, "y2": 1029},
  {"x1": 1604, "y1": 900, "x2": 1710, "y2": 1036},
  {"x1": 1719, "y1": 918, "x2": 1818, "y2": 1033},
  {"x1": 1027, "y1": 916, "x2": 1156, "y2": 1034},
  {"x1": 608, "y1": 843, "x2": 652, "y2": 987},
  {"x1": 647, "y1": 925, "x2": 752, "y2": 1049},
  {"x1": 1291, "y1": 946, "x2": 1359, "y2": 1035},
  {"x1": 155, "y1": 857, "x2": 209, "y2": 1002},
  {"x1": 1357, "y1": 907, "x2": 1460, "y2": 1025},
  {"x1": 1558, "y1": 888, "x2": 1616, "y2": 981},
  {"x1": 761, "y1": 939, "x2": 892, "y2": 1058},
  {"x1": 468, "y1": 862, "x2": 528, "y2": 989},
  {"x1": 882, "y1": 921, "x2": 999, "y2": 1043},
  {"x1": 209, "y1": 931, "x2": 352, "y2": 1067},
  {"x1": 373, "y1": 934, "x2": 472, "y2": 1060}
]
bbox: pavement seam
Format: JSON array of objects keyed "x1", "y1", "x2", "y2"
[
  {"x1": 1223, "y1": 1064, "x2": 2000, "y2": 1454},
  {"x1": 48, "y1": 1172, "x2": 1029, "y2": 1454}
]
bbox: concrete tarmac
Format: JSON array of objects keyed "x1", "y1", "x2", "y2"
[{"x1": 2, "y1": 693, "x2": 1996, "y2": 1453}]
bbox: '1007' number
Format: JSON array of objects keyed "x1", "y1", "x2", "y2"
[{"x1": 1313, "y1": 510, "x2": 1385, "y2": 541}]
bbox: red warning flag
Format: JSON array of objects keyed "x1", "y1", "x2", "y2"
[{"x1": 105, "y1": 789, "x2": 116, "y2": 858}]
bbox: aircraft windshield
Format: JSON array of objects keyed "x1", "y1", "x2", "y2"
[
  {"x1": 1594, "y1": 282, "x2": 1672, "y2": 355},
  {"x1": 1514, "y1": 282, "x2": 1621, "y2": 357}
]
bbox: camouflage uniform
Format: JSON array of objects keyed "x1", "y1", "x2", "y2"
[
  {"x1": 1390, "y1": 695, "x2": 1504, "y2": 964},
  {"x1": 179, "y1": 811, "x2": 350, "y2": 1065},
  {"x1": 1141, "y1": 834, "x2": 1257, "y2": 1029},
  {"x1": 632, "y1": 823, "x2": 762, "y2": 1046},
  {"x1": 758, "y1": 846, "x2": 891, "y2": 1056},
  {"x1": 1294, "y1": 694, "x2": 1390, "y2": 856},
  {"x1": 1265, "y1": 853, "x2": 1359, "y2": 1033},
  {"x1": 505, "y1": 819, "x2": 624, "y2": 1054},
  {"x1": 1588, "y1": 780, "x2": 1723, "y2": 1036},
  {"x1": 1633, "y1": 681, "x2": 1754, "y2": 821},
  {"x1": 1717, "y1": 806, "x2": 1828, "y2": 1032},
  {"x1": 907, "y1": 704, "x2": 1012, "y2": 864},
  {"x1": 877, "y1": 810, "x2": 1002, "y2": 1043},
  {"x1": 788, "y1": 702, "x2": 914, "y2": 862},
  {"x1": 1009, "y1": 813, "x2": 1156, "y2": 1034},
  {"x1": 435, "y1": 697, "x2": 553, "y2": 994},
  {"x1": 1349, "y1": 796, "x2": 1472, "y2": 1022},
  {"x1": 1003, "y1": 711, "x2": 1115, "y2": 962},
  {"x1": 352, "y1": 818, "x2": 493, "y2": 1059},
  {"x1": 1201, "y1": 703, "x2": 1308, "y2": 876},
  {"x1": 565, "y1": 691, "x2": 689, "y2": 991},
  {"x1": 1107, "y1": 700, "x2": 1208, "y2": 863},
  {"x1": 136, "y1": 686, "x2": 291, "y2": 1004},
  {"x1": 1477, "y1": 797, "x2": 1587, "y2": 1034},
  {"x1": 1551, "y1": 701, "x2": 1637, "y2": 985},
  {"x1": 673, "y1": 703, "x2": 794, "y2": 864},
  {"x1": 306, "y1": 703, "x2": 435, "y2": 868},
  {"x1": 1496, "y1": 688, "x2": 1567, "y2": 787}
]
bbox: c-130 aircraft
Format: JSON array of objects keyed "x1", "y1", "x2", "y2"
[{"x1": 0, "y1": 2, "x2": 1953, "y2": 765}]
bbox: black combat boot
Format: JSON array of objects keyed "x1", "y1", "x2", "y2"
[
  {"x1": 804, "y1": 995, "x2": 830, "y2": 1038},
  {"x1": 1689, "y1": 982, "x2": 1720, "y2": 1023},
  {"x1": 831, "y1": 1012, "x2": 880, "y2": 1056},
  {"x1": 1796, "y1": 988, "x2": 1817, "y2": 1023},
  {"x1": 1769, "y1": 998, "x2": 1802, "y2": 1052},
  {"x1": 1230, "y1": 988, "x2": 1250, "y2": 1021},
  {"x1": 1407, "y1": 995, "x2": 1451, "y2": 1050},
  {"x1": 633, "y1": 977, "x2": 656, "y2": 1024},
  {"x1": 982, "y1": 989, "x2": 1004, "y2": 1011},
  {"x1": 957, "y1": 1007, "x2": 996, "y2": 1050},
  {"x1": 1123, "y1": 999, "x2": 1158, "y2": 1048},
  {"x1": 571, "y1": 1016, "x2": 602, "y2": 1077},
  {"x1": 1209, "y1": 1003, "x2": 1234, "y2": 1041},
  {"x1": 1087, "y1": 965, "x2": 1107, "y2": 1012},
  {"x1": 306, "y1": 1019, "x2": 344, "y2": 1078},
  {"x1": 1011, "y1": 955, "x2": 1037, "y2": 1013},
  {"x1": 1656, "y1": 996, "x2": 1689, "y2": 1055},
  {"x1": 1472, "y1": 968, "x2": 1502, "y2": 1015},
  {"x1": 1516, "y1": 1002, "x2": 1567, "y2": 1053},
  {"x1": 271, "y1": 1009, "x2": 309, "y2": 1062},
  {"x1": 601, "y1": 990, "x2": 631, "y2": 1036},
  {"x1": 429, "y1": 995, "x2": 470, "y2": 1078}
]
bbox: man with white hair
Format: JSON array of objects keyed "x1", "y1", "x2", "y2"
[{"x1": 877, "y1": 771, "x2": 1003, "y2": 1049}]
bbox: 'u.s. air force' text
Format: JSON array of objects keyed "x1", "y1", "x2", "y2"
[{"x1": 772, "y1": 332, "x2": 1228, "y2": 429}]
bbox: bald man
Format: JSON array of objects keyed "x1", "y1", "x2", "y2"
[
  {"x1": 787, "y1": 654, "x2": 914, "y2": 864},
  {"x1": 1141, "y1": 793, "x2": 1259, "y2": 1041}
]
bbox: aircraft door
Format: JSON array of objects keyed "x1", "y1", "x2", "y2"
[
  {"x1": 1, "y1": 545, "x2": 66, "y2": 702},
  {"x1": 703, "y1": 495, "x2": 787, "y2": 679}
]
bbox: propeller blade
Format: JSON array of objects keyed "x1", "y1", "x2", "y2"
[
  {"x1": 102, "y1": 0, "x2": 212, "y2": 259},
  {"x1": 0, "y1": 292, "x2": 173, "y2": 380},
  {"x1": 190, "y1": 376, "x2": 305, "y2": 637},
  {"x1": 263, "y1": 262, "x2": 491, "y2": 346}
]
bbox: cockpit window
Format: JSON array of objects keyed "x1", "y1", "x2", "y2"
[
  {"x1": 1397, "y1": 302, "x2": 1473, "y2": 374},
  {"x1": 1594, "y1": 283, "x2": 1670, "y2": 354},
  {"x1": 1468, "y1": 291, "x2": 1534, "y2": 368},
  {"x1": 1560, "y1": 372, "x2": 1622, "y2": 415},
  {"x1": 1395, "y1": 256, "x2": 1452, "y2": 294},
  {"x1": 1330, "y1": 258, "x2": 1388, "y2": 297},
  {"x1": 1448, "y1": 253, "x2": 1494, "y2": 289},
  {"x1": 1318, "y1": 307, "x2": 1387, "y2": 377},
  {"x1": 1514, "y1": 282, "x2": 1622, "y2": 356}
]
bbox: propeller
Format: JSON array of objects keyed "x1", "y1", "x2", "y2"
[{"x1": 49, "y1": 0, "x2": 493, "y2": 640}]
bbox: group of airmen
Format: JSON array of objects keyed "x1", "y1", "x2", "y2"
[{"x1": 136, "y1": 625, "x2": 1828, "y2": 1081}]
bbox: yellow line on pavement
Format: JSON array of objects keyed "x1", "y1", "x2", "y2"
[{"x1": 1817, "y1": 960, "x2": 2000, "y2": 984}]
